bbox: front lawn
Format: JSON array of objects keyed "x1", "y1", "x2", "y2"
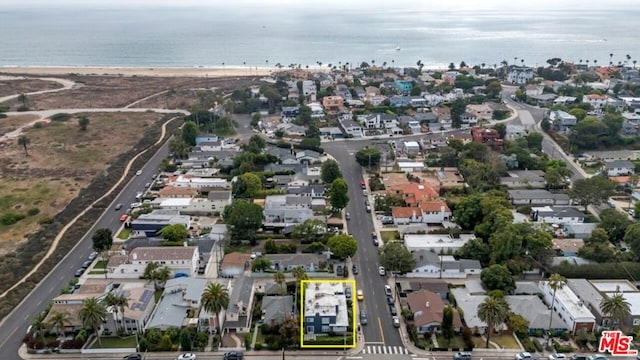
[
  {"x1": 89, "y1": 335, "x2": 137, "y2": 348},
  {"x1": 380, "y1": 230, "x2": 399, "y2": 243},
  {"x1": 491, "y1": 334, "x2": 521, "y2": 349},
  {"x1": 224, "y1": 244, "x2": 252, "y2": 254},
  {"x1": 93, "y1": 260, "x2": 107, "y2": 269},
  {"x1": 436, "y1": 335, "x2": 466, "y2": 349},
  {"x1": 117, "y1": 228, "x2": 131, "y2": 239}
]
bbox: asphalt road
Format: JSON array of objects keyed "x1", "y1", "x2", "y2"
[{"x1": 0, "y1": 137, "x2": 171, "y2": 360}]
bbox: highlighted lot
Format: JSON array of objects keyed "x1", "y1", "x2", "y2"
[{"x1": 300, "y1": 278, "x2": 357, "y2": 349}]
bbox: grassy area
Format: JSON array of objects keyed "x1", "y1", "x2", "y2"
[
  {"x1": 117, "y1": 228, "x2": 131, "y2": 239},
  {"x1": 436, "y1": 335, "x2": 466, "y2": 348},
  {"x1": 379, "y1": 230, "x2": 400, "y2": 244},
  {"x1": 583, "y1": 165, "x2": 600, "y2": 174},
  {"x1": 154, "y1": 289, "x2": 163, "y2": 303},
  {"x1": 89, "y1": 335, "x2": 137, "y2": 348},
  {"x1": 224, "y1": 244, "x2": 253, "y2": 254},
  {"x1": 255, "y1": 327, "x2": 265, "y2": 344},
  {"x1": 304, "y1": 335, "x2": 354, "y2": 346},
  {"x1": 89, "y1": 270, "x2": 107, "y2": 275},
  {"x1": 93, "y1": 260, "x2": 106, "y2": 269},
  {"x1": 491, "y1": 334, "x2": 521, "y2": 349}
]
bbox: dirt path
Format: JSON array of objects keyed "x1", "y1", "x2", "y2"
[
  {"x1": 0, "y1": 76, "x2": 76, "y2": 103},
  {"x1": 124, "y1": 89, "x2": 169, "y2": 108}
]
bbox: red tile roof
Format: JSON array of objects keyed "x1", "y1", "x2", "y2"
[
  {"x1": 392, "y1": 207, "x2": 420, "y2": 219},
  {"x1": 407, "y1": 290, "x2": 463, "y2": 328},
  {"x1": 418, "y1": 200, "x2": 450, "y2": 213},
  {"x1": 389, "y1": 183, "x2": 439, "y2": 204}
]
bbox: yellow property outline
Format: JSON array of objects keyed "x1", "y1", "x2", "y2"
[{"x1": 299, "y1": 278, "x2": 357, "y2": 348}]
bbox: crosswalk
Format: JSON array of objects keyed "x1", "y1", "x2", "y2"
[{"x1": 362, "y1": 345, "x2": 409, "y2": 354}]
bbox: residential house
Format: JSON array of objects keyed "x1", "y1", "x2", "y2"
[
  {"x1": 308, "y1": 102, "x2": 324, "y2": 118},
  {"x1": 583, "y1": 94, "x2": 608, "y2": 110},
  {"x1": 263, "y1": 195, "x2": 313, "y2": 225},
  {"x1": 549, "y1": 110, "x2": 578, "y2": 134},
  {"x1": 466, "y1": 104, "x2": 493, "y2": 121},
  {"x1": 530, "y1": 93, "x2": 558, "y2": 107},
  {"x1": 419, "y1": 200, "x2": 453, "y2": 224},
  {"x1": 389, "y1": 95, "x2": 412, "y2": 107},
  {"x1": 563, "y1": 223, "x2": 598, "y2": 239},
  {"x1": 394, "y1": 279, "x2": 449, "y2": 300},
  {"x1": 505, "y1": 124, "x2": 527, "y2": 140},
  {"x1": 603, "y1": 160, "x2": 634, "y2": 176},
  {"x1": 388, "y1": 183, "x2": 439, "y2": 206},
  {"x1": 590, "y1": 280, "x2": 640, "y2": 327},
  {"x1": 195, "y1": 134, "x2": 219, "y2": 145},
  {"x1": 146, "y1": 278, "x2": 208, "y2": 331},
  {"x1": 406, "y1": 290, "x2": 463, "y2": 334},
  {"x1": 539, "y1": 280, "x2": 596, "y2": 334},
  {"x1": 566, "y1": 279, "x2": 607, "y2": 328},
  {"x1": 219, "y1": 252, "x2": 250, "y2": 278},
  {"x1": 553, "y1": 96, "x2": 577, "y2": 106},
  {"x1": 281, "y1": 106, "x2": 300, "y2": 118},
  {"x1": 508, "y1": 189, "x2": 571, "y2": 206},
  {"x1": 295, "y1": 150, "x2": 321, "y2": 164},
  {"x1": 553, "y1": 238, "x2": 585, "y2": 257},
  {"x1": 407, "y1": 250, "x2": 481, "y2": 279},
  {"x1": 397, "y1": 162, "x2": 426, "y2": 173},
  {"x1": 339, "y1": 118, "x2": 364, "y2": 138},
  {"x1": 402, "y1": 140, "x2": 421, "y2": 155},
  {"x1": 501, "y1": 171, "x2": 547, "y2": 189},
  {"x1": 265, "y1": 253, "x2": 327, "y2": 272},
  {"x1": 353, "y1": 86, "x2": 366, "y2": 100},
  {"x1": 207, "y1": 191, "x2": 233, "y2": 211},
  {"x1": 151, "y1": 196, "x2": 230, "y2": 216},
  {"x1": 262, "y1": 296, "x2": 295, "y2": 325},
  {"x1": 392, "y1": 207, "x2": 423, "y2": 225},
  {"x1": 287, "y1": 184, "x2": 326, "y2": 198},
  {"x1": 403, "y1": 234, "x2": 476, "y2": 253},
  {"x1": 395, "y1": 80, "x2": 413, "y2": 95},
  {"x1": 360, "y1": 113, "x2": 398, "y2": 129},
  {"x1": 165, "y1": 174, "x2": 230, "y2": 190},
  {"x1": 302, "y1": 80, "x2": 317, "y2": 101},
  {"x1": 432, "y1": 106, "x2": 452, "y2": 130},
  {"x1": 407, "y1": 120, "x2": 422, "y2": 134},
  {"x1": 318, "y1": 127, "x2": 344, "y2": 139},
  {"x1": 130, "y1": 210, "x2": 191, "y2": 237},
  {"x1": 471, "y1": 127, "x2": 504, "y2": 147},
  {"x1": 282, "y1": 124, "x2": 307, "y2": 137},
  {"x1": 108, "y1": 246, "x2": 200, "y2": 278},
  {"x1": 429, "y1": 168, "x2": 465, "y2": 189},
  {"x1": 459, "y1": 112, "x2": 478, "y2": 127},
  {"x1": 225, "y1": 276, "x2": 255, "y2": 333},
  {"x1": 335, "y1": 84, "x2": 352, "y2": 101},
  {"x1": 532, "y1": 206, "x2": 585, "y2": 225},
  {"x1": 322, "y1": 96, "x2": 344, "y2": 113},
  {"x1": 507, "y1": 67, "x2": 535, "y2": 84},
  {"x1": 46, "y1": 281, "x2": 115, "y2": 334},
  {"x1": 304, "y1": 282, "x2": 349, "y2": 334}
]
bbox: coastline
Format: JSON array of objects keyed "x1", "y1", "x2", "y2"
[{"x1": 0, "y1": 66, "x2": 279, "y2": 78}]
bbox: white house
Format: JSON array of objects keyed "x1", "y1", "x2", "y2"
[
  {"x1": 107, "y1": 246, "x2": 200, "y2": 278},
  {"x1": 583, "y1": 94, "x2": 608, "y2": 110},
  {"x1": 308, "y1": 102, "x2": 324, "y2": 118},
  {"x1": 152, "y1": 193, "x2": 231, "y2": 215},
  {"x1": 304, "y1": 282, "x2": 349, "y2": 334},
  {"x1": 549, "y1": 110, "x2": 578, "y2": 134},
  {"x1": 403, "y1": 234, "x2": 476, "y2": 253},
  {"x1": 466, "y1": 104, "x2": 493, "y2": 121},
  {"x1": 407, "y1": 250, "x2": 481, "y2": 278},
  {"x1": 507, "y1": 67, "x2": 535, "y2": 84},
  {"x1": 408, "y1": 120, "x2": 422, "y2": 134},
  {"x1": 397, "y1": 162, "x2": 426, "y2": 173},
  {"x1": 403, "y1": 141, "x2": 421, "y2": 155},
  {"x1": 340, "y1": 118, "x2": 364, "y2": 138},
  {"x1": 263, "y1": 195, "x2": 313, "y2": 224},
  {"x1": 603, "y1": 160, "x2": 634, "y2": 176},
  {"x1": 302, "y1": 80, "x2": 317, "y2": 101},
  {"x1": 531, "y1": 206, "x2": 585, "y2": 225},
  {"x1": 539, "y1": 280, "x2": 596, "y2": 334},
  {"x1": 165, "y1": 174, "x2": 229, "y2": 189}
]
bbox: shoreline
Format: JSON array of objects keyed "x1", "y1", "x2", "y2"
[{"x1": 0, "y1": 66, "x2": 284, "y2": 78}]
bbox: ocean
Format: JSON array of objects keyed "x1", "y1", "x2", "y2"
[{"x1": 0, "y1": 5, "x2": 638, "y2": 69}]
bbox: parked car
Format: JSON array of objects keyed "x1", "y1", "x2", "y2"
[
  {"x1": 356, "y1": 289, "x2": 364, "y2": 301},
  {"x1": 352, "y1": 265, "x2": 359, "y2": 275},
  {"x1": 372, "y1": 232, "x2": 377, "y2": 239},
  {"x1": 389, "y1": 305, "x2": 397, "y2": 316},
  {"x1": 363, "y1": 189, "x2": 368, "y2": 196},
  {"x1": 392, "y1": 316, "x2": 400, "y2": 328},
  {"x1": 516, "y1": 352, "x2": 533, "y2": 360},
  {"x1": 144, "y1": 182, "x2": 151, "y2": 188},
  {"x1": 345, "y1": 286, "x2": 352, "y2": 299},
  {"x1": 223, "y1": 351, "x2": 243, "y2": 360},
  {"x1": 81, "y1": 260, "x2": 92, "y2": 269},
  {"x1": 571, "y1": 355, "x2": 587, "y2": 360},
  {"x1": 336, "y1": 265, "x2": 343, "y2": 277},
  {"x1": 74, "y1": 268, "x2": 84, "y2": 277},
  {"x1": 384, "y1": 285, "x2": 392, "y2": 297},
  {"x1": 549, "y1": 353, "x2": 566, "y2": 360},
  {"x1": 115, "y1": 203, "x2": 123, "y2": 210},
  {"x1": 381, "y1": 216, "x2": 394, "y2": 225},
  {"x1": 135, "y1": 169, "x2": 142, "y2": 176},
  {"x1": 378, "y1": 266, "x2": 386, "y2": 276},
  {"x1": 123, "y1": 354, "x2": 142, "y2": 360},
  {"x1": 360, "y1": 310, "x2": 368, "y2": 325},
  {"x1": 177, "y1": 353, "x2": 197, "y2": 360},
  {"x1": 88, "y1": 251, "x2": 98, "y2": 260},
  {"x1": 587, "y1": 356, "x2": 607, "y2": 360},
  {"x1": 454, "y1": 352, "x2": 472, "y2": 360},
  {"x1": 373, "y1": 238, "x2": 379, "y2": 246},
  {"x1": 345, "y1": 212, "x2": 351, "y2": 220},
  {"x1": 387, "y1": 296, "x2": 394, "y2": 305},
  {"x1": 366, "y1": 204, "x2": 371, "y2": 213}
]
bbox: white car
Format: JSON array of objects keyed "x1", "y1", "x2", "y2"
[
  {"x1": 516, "y1": 352, "x2": 533, "y2": 360},
  {"x1": 384, "y1": 284, "x2": 392, "y2": 296},
  {"x1": 549, "y1": 353, "x2": 567, "y2": 360},
  {"x1": 177, "y1": 353, "x2": 197, "y2": 360},
  {"x1": 135, "y1": 169, "x2": 142, "y2": 176},
  {"x1": 378, "y1": 266, "x2": 386, "y2": 276}
]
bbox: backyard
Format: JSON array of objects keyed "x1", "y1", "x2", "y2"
[{"x1": 380, "y1": 230, "x2": 400, "y2": 244}]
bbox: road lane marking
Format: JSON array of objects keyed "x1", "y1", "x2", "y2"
[{"x1": 377, "y1": 317, "x2": 385, "y2": 344}]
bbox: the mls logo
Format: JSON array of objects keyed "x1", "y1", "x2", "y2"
[{"x1": 599, "y1": 330, "x2": 638, "y2": 356}]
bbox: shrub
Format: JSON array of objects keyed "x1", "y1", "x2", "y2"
[
  {"x1": 17, "y1": 105, "x2": 30, "y2": 112},
  {"x1": 304, "y1": 242, "x2": 325, "y2": 253},
  {"x1": 244, "y1": 333, "x2": 252, "y2": 349},
  {"x1": 27, "y1": 207, "x2": 40, "y2": 216},
  {"x1": 60, "y1": 338, "x2": 84, "y2": 349},
  {"x1": 50, "y1": 113, "x2": 71, "y2": 122},
  {"x1": 0, "y1": 212, "x2": 26, "y2": 225},
  {"x1": 38, "y1": 216, "x2": 54, "y2": 225},
  {"x1": 267, "y1": 339, "x2": 280, "y2": 350},
  {"x1": 0, "y1": 113, "x2": 7, "y2": 119},
  {"x1": 254, "y1": 341, "x2": 262, "y2": 350},
  {"x1": 520, "y1": 336, "x2": 536, "y2": 352},
  {"x1": 461, "y1": 327, "x2": 474, "y2": 349}
]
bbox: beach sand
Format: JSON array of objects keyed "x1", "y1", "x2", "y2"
[{"x1": 0, "y1": 66, "x2": 277, "y2": 78}]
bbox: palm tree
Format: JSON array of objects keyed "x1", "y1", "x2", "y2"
[
  {"x1": 609, "y1": 53, "x2": 614, "y2": 65},
  {"x1": 292, "y1": 267, "x2": 308, "y2": 307},
  {"x1": 115, "y1": 293, "x2": 129, "y2": 333},
  {"x1": 79, "y1": 297, "x2": 107, "y2": 347},
  {"x1": 201, "y1": 283, "x2": 230, "y2": 334},
  {"x1": 546, "y1": 273, "x2": 566, "y2": 344},
  {"x1": 17, "y1": 135, "x2": 30, "y2": 156},
  {"x1": 103, "y1": 293, "x2": 122, "y2": 332},
  {"x1": 626, "y1": 54, "x2": 631, "y2": 66},
  {"x1": 274, "y1": 271, "x2": 286, "y2": 295},
  {"x1": 154, "y1": 266, "x2": 171, "y2": 289},
  {"x1": 143, "y1": 262, "x2": 160, "y2": 282},
  {"x1": 31, "y1": 312, "x2": 48, "y2": 345},
  {"x1": 600, "y1": 289, "x2": 631, "y2": 329},
  {"x1": 48, "y1": 311, "x2": 71, "y2": 340},
  {"x1": 477, "y1": 295, "x2": 510, "y2": 348},
  {"x1": 634, "y1": 60, "x2": 637, "y2": 69}
]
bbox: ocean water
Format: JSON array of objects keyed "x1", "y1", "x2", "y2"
[{"x1": 0, "y1": 5, "x2": 638, "y2": 69}]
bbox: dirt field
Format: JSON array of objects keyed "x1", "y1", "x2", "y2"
[
  {"x1": 0, "y1": 114, "x2": 40, "y2": 137},
  {"x1": 0, "y1": 111, "x2": 164, "y2": 254},
  {"x1": 0, "y1": 78, "x2": 63, "y2": 98},
  {"x1": 0, "y1": 75, "x2": 258, "y2": 111}
]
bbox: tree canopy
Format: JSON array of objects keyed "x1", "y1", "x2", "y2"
[
  {"x1": 160, "y1": 224, "x2": 189, "y2": 242},
  {"x1": 379, "y1": 241, "x2": 416, "y2": 274},
  {"x1": 292, "y1": 219, "x2": 327, "y2": 244},
  {"x1": 569, "y1": 176, "x2": 615, "y2": 211},
  {"x1": 181, "y1": 121, "x2": 198, "y2": 146},
  {"x1": 328, "y1": 178, "x2": 349, "y2": 210},
  {"x1": 92, "y1": 228, "x2": 113, "y2": 254},
  {"x1": 327, "y1": 234, "x2": 358, "y2": 259},
  {"x1": 320, "y1": 160, "x2": 343, "y2": 184},
  {"x1": 233, "y1": 172, "x2": 263, "y2": 198},
  {"x1": 480, "y1": 264, "x2": 515, "y2": 292},
  {"x1": 355, "y1": 147, "x2": 382, "y2": 167},
  {"x1": 223, "y1": 200, "x2": 264, "y2": 244}
]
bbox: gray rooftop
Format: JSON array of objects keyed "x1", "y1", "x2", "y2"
[
  {"x1": 265, "y1": 253, "x2": 326, "y2": 269},
  {"x1": 208, "y1": 191, "x2": 232, "y2": 200},
  {"x1": 514, "y1": 281, "x2": 541, "y2": 295},
  {"x1": 227, "y1": 276, "x2": 254, "y2": 316},
  {"x1": 604, "y1": 160, "x2": 634, "y2": 169},
  {"x1": 505, "y1": 295, "x2": 567, "y2": 330},
  {"x1": 146, "y1": 291, "x2": 187, "y2": 329},
  {"x1": 566, "y1": 279, "x2": 604, "y2": 315},
  {"x1": 508, "y1": 189, "x2": 569, "y2": 200},
  {"x1": 536, "y1": 206, "x2": 585, "y2": 218},
  {"x1": 262, "y1": 295, "x2": 295, "y2": 324}
]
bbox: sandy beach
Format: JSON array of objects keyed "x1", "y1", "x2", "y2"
[{"x1": 0, "y1": 66, "x2": 279, "y2": 78}]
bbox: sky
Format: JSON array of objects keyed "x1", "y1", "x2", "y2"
[{"x1": 1, "y1": 0, "x2": 638, "y2": 10}]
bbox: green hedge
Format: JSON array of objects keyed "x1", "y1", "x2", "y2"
[
  {"x1": 553, "y1": 262, "x2": 640, "y2": 280},
  {"x1": 304, "y1": 336, "x2": 353, "y2": 346}
]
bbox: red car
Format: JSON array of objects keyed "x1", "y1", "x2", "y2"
[
  {"x1": 360, "y1": 179, "x2": 366, "y2": 189},
  {"x1": 119, "y1": 214, "x2": 129, "y2": 222}
]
